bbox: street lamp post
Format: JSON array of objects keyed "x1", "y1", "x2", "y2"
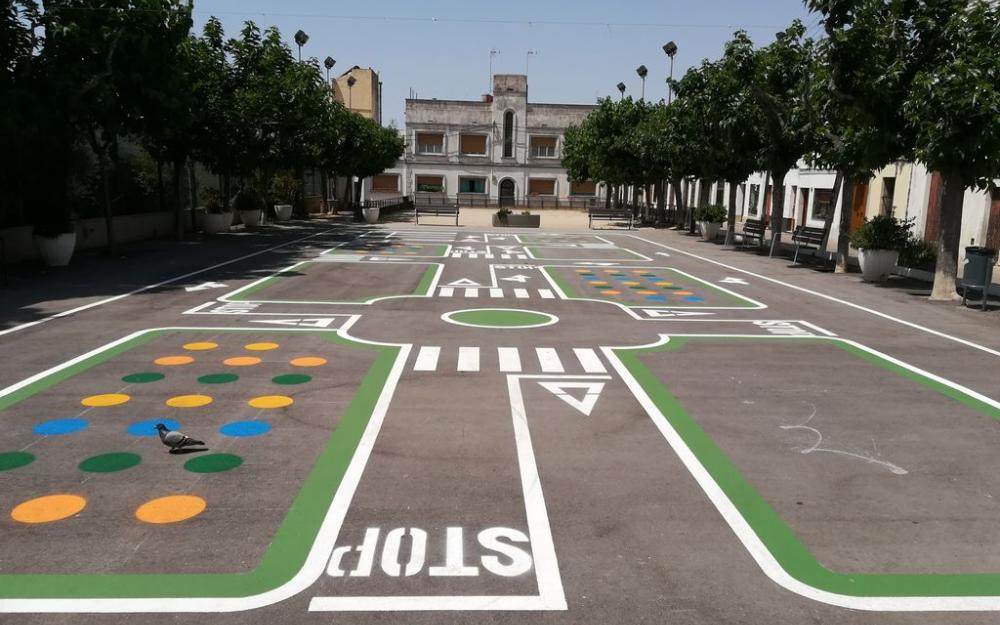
[
  {"x1": 324, "y1": 56, "x2": 336, "y2": 85},
  {"x1": 616, "y1": 82, "x2": 626, "y2": 101},
  {"x1": 636, "y1": 64, "x2": 648, "y2": 102},
  {"x1": 294, "y1": 29, "x2": 309, "y2": 62},
  {"x1": 347, "y1": 75, "x2": 357, "y2": 110},
  {"x1": 662, "y1": 41, "x2": 678, "y2": 104}
]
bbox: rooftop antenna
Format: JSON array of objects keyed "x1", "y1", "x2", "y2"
[{"x1": 489, "y1": 48, "x2": 500, "y2": 94}]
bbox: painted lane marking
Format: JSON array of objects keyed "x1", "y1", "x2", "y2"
[
  {"x1": 184, "y1": 281, "x2": 229, "y2": 292},
  {"x1": 464, "y1": 288, "x2": 479, "y2": 298},
  {"x1": 514, "y1": 289, "x2": 530, "y2": 299},
  {"x1": 490, "y1": 288, "x2": 504, "y2": 298},
  {"x1": 446, "y1": 278, "x2": 483, "y2": 287},
  {"x1": 538, "y1": 289, "x2": 555, "y2": 300},
  {"x1": 249, "y1": 318, "x2": 339, "y2": 328},
  {"x1": 457, "y1": 347, "x2": 480, "y2": 372},
  {"x1": 439, "y1": 288, "x2": 455, "y2": 298},
  {"x1": 413, "y1": 346, "x2": 441, "y2": 372},
  {"x1": 643, "y1": 309, "x2": 716, "y2": 318},
  {"x1": 498, "y1": 347, "x2": 522, "y2": 373},
  {"x1": 535, "y1": 348, "x2": 564, "y2": 373},
  {"x1": 720, "y1": 277, "x2": 749, "y2": 285},
  {"x1": 538, "y1": 381, "x2": 606, "y2": 417},
  {"x1": 572, "y1": 348, "x2": 606, "y2": 373},
  {"x1": 502, "y1": 275, "x2": 532, "y2": 283}
]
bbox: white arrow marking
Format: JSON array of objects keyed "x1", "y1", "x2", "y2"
[
  {"x1": 250, "y1": 318, "x2": 338, "y2": 328},
  {"x1": 720, "y1": 277, "x2": 749, "y2": 285},
  {"x1": 538, "y1": 381, "x2": 605, "y2": 417},
  {"x1": 643, "y1": 309, "x2": 716, "y2": 318},
  {"x1": 502, "y1": 275, "x2": 532, "y2": 283},
  {"x1": 655, "y1": 252, "x2": 671, "y2": 257},
  {"x1": 445, "y1": 278, "x2": 484, "y2": 287},
  {"x1": 184, "y1": 281, "x2": 228, "y2": 292}
]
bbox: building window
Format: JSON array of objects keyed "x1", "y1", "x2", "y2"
[
  {"x1": 714, "y1": 182, "x2": 725, "y2": 206},
  {"x1": 416, "y1": 133, "x2": 444, "y2": 155},
  {"x1": 748, "y1": 184, "x2": 760, "y2": 216},
  {"x1": 881, "y1": 177, "x2": 896, "y2": 215},
  {"x1": 460, "y1": 134, "x2": 487, "y2": 155},
  {"x1": 528, "y1": 179, "x2": 556, "y2": 196},
  {"x1": 530, "y1": 136, "x2": 557, "y2": 158},
  {"x1": 812, "y1": 188, "x2": 834, "y2": 221},
  {"x1": 503, "y1": 111, "x2": 514, "y2": 158},
  {"x1": 415, "y1": 175, "x2": 444, "y2": 193},
  {"x1": 459, "y1": 177, "x2": 486, "y2": 194},
  {"x1": 570, "y1": 181, "x2": 597, "y2": 196},
  {"x1": 372, "y1": 174, "x2": 399, "y2": 193}
]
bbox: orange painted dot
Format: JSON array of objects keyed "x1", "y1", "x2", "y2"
[
  {"x1": 135, "y1": 495, "x2": 206, "y2": 524},
  {"x1": 11, "y1": 494, "x2": 87, "y2": 524},
  {"x1": 155, "y1": 355, "x2": 194, "y2": 366},
  {"x1": 81, "y1": 393, "x2": 130, "y2": 408},
  {"x1": 601, "y1": 290, "x2": 622, "y2": 296},
  {"x1": 632, "y1": 270, "x2": 647, "y2": 274},
  {"x1": 290, "y1": 357, "x2": 327, "y2": 367},
  {"x1": 656, "y1": 281, "x2": 674, "y2": 287},
  {"x1": 165, "y1": 394, "x2": 213, "y2": 408},
  {"x1": 248, "y1": 395, "x2": 294, "y2": 409},
  {"x1": 245, "y1": 342, "x2": 280, "y2": 351},
  {"x1": 637, "y1": 290, "x2": 658, "y2": 295},
  {"x1": 183, "y1": 342, "x2": 218, "y2": 351},
  {"x1": 224, "y1": 356, "x2": 261, "y2": 366},
  {"x1": 675, "y1": 291, "x2": 694, "y2": 296},
  {"x1": 574, "y1": 269, "x2": 591, "y2": 273}
]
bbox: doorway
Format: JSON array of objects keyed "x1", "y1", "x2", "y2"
[{"x1": 499, "y1": 179, "x2": 516, "y2": 208}]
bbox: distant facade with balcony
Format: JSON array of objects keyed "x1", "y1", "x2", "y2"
[{"x1": 371, "y1": 74, "x2": 602, "y2": 208}]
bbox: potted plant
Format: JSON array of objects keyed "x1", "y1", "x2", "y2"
[
  {"x1": 694, "y1": 204, "x2": 727, "y2": 241},
  {"x1": 492, "y1": 207, "x2": 512, "y2": 227},
  {"x1": 234, "y1": 186, "x2": 263, "y2": 228},
  {"x1": 201, "y1": 188, "x2": 232, "y2": 234},
  {"x1": 850, "y1": 215, "x2": 912, "y2": 282},
  {"x1": 33, "y1": 214, "x2": 77, "y2": 267},
  {"x1": 270, "y1": 172, "x2": 297, "y2": 221}
]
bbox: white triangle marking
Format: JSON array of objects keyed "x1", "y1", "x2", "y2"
[
  {"x1": 538, "y1": 381, "x2": 605, "y2": 417},
  {"x1": 250, "y1": 318, "x2": 338, "y2": 328},
  {"x1": 445, "y1": 278, "x2": 484, "y2": 287}
]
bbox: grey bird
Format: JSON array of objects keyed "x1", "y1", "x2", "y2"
[{"x1": 155, "y1": 423, "x2": 206, "y2": 452}]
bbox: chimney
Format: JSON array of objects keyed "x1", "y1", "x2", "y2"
[{"x1": 482, "y1": 94, "x2": 494, "y2": 103}]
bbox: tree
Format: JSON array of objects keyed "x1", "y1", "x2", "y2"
[{"x1": 333, "y1": 112, "x2": 404, "y2": 220}]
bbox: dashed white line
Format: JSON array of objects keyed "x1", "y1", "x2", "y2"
[
  {"x1": 498, "y1": 347, "x2": 522, "y2": 373},
  {"x1": 457, "y1": 347, "x2": 480, "y2": 372},
  {"x1": 573, "y1": 348, "x2": 607, "y2": 373},
  {"x1": 536, "y1": 348, "x2": 564, "y2": 373},
  {"x1": 413, "y1": 346, "x2": 441, "y2": 372}
]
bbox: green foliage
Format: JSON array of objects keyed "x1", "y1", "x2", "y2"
[
  {"x1": 561, "y1": 97, "x2": 657, "y2": 187},
  {"x1": 233, "y1": 187, "x2": 263, "y2": 213},
  {"x1": 496, "y1": 207, "x2": 512, "y2": 223},
  {"x1": 200, "y1": 188, "x2": 225, "y2": 214},
  {"x1": 694, "y1": 204, "x2": 728, "y2": 224},
  {"x1": 898, "y1": 236, "x2": 939, "y2": 270},
  {"x1": 849, "y1": 215, "x2": 913, "y2": 251},
  {"x1": 270, "y1": 172, "x2": 299, "y2": 204}
]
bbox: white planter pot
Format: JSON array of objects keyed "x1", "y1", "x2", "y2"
[
  {"x1": 698, "y1": 221, "x2": 721, "y2": 242},
  {"x1": 362, "y1": 207, "x2": 380, "y2": 224},
  {"x1": 239, "y1": 209, "x2": 262, "y2": 227},
  {"x1": 33, "y1": 232, "x2": 76, "y2": 267},
  {"x1": 274, "y1": 204, "x2": 293, "y2": 221},
  {"x1": 858, "y1": 249, "x2": 899, "y2": 283},
  {"x1": 203, "y1": 211, "x2": 232, "y2": 234}
]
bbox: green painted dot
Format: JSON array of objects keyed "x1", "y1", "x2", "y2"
[
  {"x1": 0, "y1": 451, "x2": 35, "y2": 471},
  {"x1": 198, "y1": 373, "x2": 240, "y2": 385},
  {"x1": 184, "y1": 453, "x2": 243, "y2": 473},
  {"x1": 272, "y1": 374, "x2": 312, "y2": 385},
  {"x1": 78, "y1": 452, "x2": 142, "y2": 473},
  {"x1": 122, "y1": 372, "x2": 165, "y2": 384}
]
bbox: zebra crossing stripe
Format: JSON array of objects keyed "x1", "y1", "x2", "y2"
[
  {"x1": 457, "y1": 346, "x2": 480, "y2": 372},
  {"x1": 464, "y1": 288, "x2": 479, "y2": 298},
  {"x1": 498, "y1": 347, "x2": 522, "y2": 372},
  {"x1": 514, "y1": 288, "x2": 529, "y2": 299},
  {"x1": 409, "y1": 346, "x2": 607, "y2": 374},
  {"x1": 440, "y1": 287, "x2": 455, "y2": 297},
  {"x1": 414, "y1": 346, "x2": 441, "y2": 372},
  {"x1": 490, "y1": 288, "x2": 503, "y2": 298},
  {"x1": 573, "y1": 348, "x2": 606, "y2": 373},
  {"x1": 538, "y1": 289, "x2": 555, "y2": 299},
  {"x1": 536, "y1": 348, "x2": 565, "y2": 373}
]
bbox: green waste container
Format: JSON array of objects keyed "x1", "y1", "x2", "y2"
[{"x1": 961, "y1": 246, "x2": 997, "y2": 310}]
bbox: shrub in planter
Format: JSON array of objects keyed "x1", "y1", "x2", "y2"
[
  {"x1": 898, "y1": 237, "x2": 938, "y2": 271},
  {"x1": 33, "y1": 214, "x2": 77, "y2": 267},
  {"x1": 495, "y1": 207, "x2": 512, "y2": 224},
  {"x1": 693, "y1": 204, "x2": 727, "y2": 241},
  {"x1": 234, "y1": 186, "x2": 264, "y2": 227},
  {"x1": 270, "y1": 172, "x2": 298, "y2": 221},
  {"x1": 201, "y1": 188, "x2": 232, "y2": 234},
  {"x1": 850, "y1": 215, "x2": 913, "y2": 282}
]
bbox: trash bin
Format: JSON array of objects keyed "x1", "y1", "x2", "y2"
[{"x1": 961, "y1": 246, "x2": 997, "y2": 310}]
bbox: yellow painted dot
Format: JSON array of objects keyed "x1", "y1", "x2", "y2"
[
  {"x1": 81, "y1": 393, "x2": 130, "y2": 408},
  {"x1": 675, "y1": 291, "x2": 694, "y2": 296},
  {"x1": 165, "y1": 394, "x2": 213, "y2": 408},
  {"x1": 637, "y1": 290, "x2": 658, "y2": 295},
  {"x1": 11, "y1": 494, "x2": 87, "y2": 524},
  {"x1": 248, "y1": 395, "x2": 294, "y2": 409},
  {"x1": 290, "y1": 357, "x2": 327, "y2": 367},
  {"x1": 183, "y1": 342, "x2": 218, "y2": 351},
  {"x1": 245, "y1": 342, "x2": 280, "y2": 352},
  {"x1": 632, "y1": 270, "x2": 647, "y2": 274},
  {"x1": 601, "y1": 290, "x2": 622, "y2": 296},
  {"x1": 224, "y1": 356, "x2": 261, "y2": 366},
  {"x1": 590, "y1": 281, "x2": 608, "y2": 286},
  {"x1": 622, "y1": 281, "x2": 641, "y2": 286},
  {"x1": 155, "y1": 355, "x2": 194, "y2": 366},
  {"x1": 135, "y1": 495, "x2": 206, "y2": 524},
  {"x1": 656, "y1": 281, "x2": 674, "y2": 287}
]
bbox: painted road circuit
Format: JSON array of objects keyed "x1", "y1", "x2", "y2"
[{"x1": 3, "y1": 224, "x2": 1000, "y2": 624}]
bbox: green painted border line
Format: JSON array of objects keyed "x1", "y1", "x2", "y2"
[
  {"x1": 616, "y1": 336, "x2": 1000, "y2": 597},
  {"x1": 0, "y1": 328, "x2": 398, "y2": 599},
  {"x1": 542, "y1": 267, "x2": 755, "y2": 308},
  {"x1": 229, "y1": 262, "x2": 438, "y2": 304}
]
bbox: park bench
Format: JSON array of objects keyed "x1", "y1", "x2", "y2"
[
  {"x1": 790, "y1": 225, "x2": 830, "y2": 264},
  {"x1": 588, "y1": 206, "x2": 634, "y2": 230},
  {"x1": 739, "y1": 218, "x2": 767, "y2": 249},
  {"x1": 415, "y1": 204, "x2": 460, "y2": 226}
]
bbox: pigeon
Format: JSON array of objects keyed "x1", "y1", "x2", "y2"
[{"x1": 155, "y1": 423, "x2": 206, "y2": 452}]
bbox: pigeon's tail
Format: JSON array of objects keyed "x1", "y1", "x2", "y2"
[{"x1": 178, "y1": 437, "x2": 205, "y2": 448}]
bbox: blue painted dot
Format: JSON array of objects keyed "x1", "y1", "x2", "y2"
[
  {"x1": 220, "y1": 421, "x2": 271, "y2": 437},
  {"x1": 645, "y1": 295, "x2": 668, "y2": 302},
  {"x1": 34, "y1": 418, "x2": 89, "y2": 436},
  {"x1": 684, "y1": 296, "x2": 705, "y2": 303},
  {"x1": 128, "y1": 418, "x2": 181, "y2": 437}
]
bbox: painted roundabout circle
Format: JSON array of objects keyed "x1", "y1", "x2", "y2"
[{"x1": 441, "y1": 308, "x2": 559, "y2": 329}]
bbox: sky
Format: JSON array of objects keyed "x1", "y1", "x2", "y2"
[{"x1": 192, "y1": 0, "x2": 817, "y2": 127}]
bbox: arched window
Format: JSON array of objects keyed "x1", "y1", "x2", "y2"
[{"x1": 503, "y1": 111, "x2": 514, "y2": 158}]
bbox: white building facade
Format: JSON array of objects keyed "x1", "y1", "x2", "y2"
[{"x1": 371, "y1": 75, "x2": 602, "y2": 208}]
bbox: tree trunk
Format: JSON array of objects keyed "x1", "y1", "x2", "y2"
[
  {"x1": 188, "y1": 161, "x2": 198, "y2": 233},
  {"x1": 97, "y1": 149, "x2": 115, "y2": 255},
  {"x1": 767, "y1": 168, "x2": 788, "y2": 257},
  {"x1": 223, "y1": 174, "x2": 231, "y2": 210},
  {"x1": 156, "y1": 160, "x2": 164, "y2": 213},
  {"x1": 172, "y1": 159, "x2": 184, "y2": 241},
  {"x1": 823, "y1": 171, "x2": 843, "y2": 251},
  {"x1": 724, "y1": 182, "x2": 738, "y2": 247},
  {"x1": 605, "y1": 184, "x2": 611, "y2": 209},
  {"x1": 687, "y1": 180, "x2": 697, "y2": 234},
  {"x1": 320, "y1": 168, "x2": 329, "y2": 214},
  {"x1": 929, "y1": 171, "x2": 966, "y2": 301},
  {"x1": 835, "y1": 178, "x2": 854, "y2": 273},
  {"x1": 670, "y1": 177, "x2": 683, "y2": 227}
]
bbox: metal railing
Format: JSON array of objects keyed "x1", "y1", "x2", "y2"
[
  {"x1": 412, "y1": 193, "x2": 603, "y2": 210},
  {"x1": 361, "y1": 196, "x2": 413, "y2": 215}
]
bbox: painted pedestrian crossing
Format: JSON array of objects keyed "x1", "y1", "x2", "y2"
[
  {"x1": 437, "y1": 287, "x2": 555, "y2": 299},
  {"x1": 410, "y1": 345, "x2": 609, "y2": 374}
]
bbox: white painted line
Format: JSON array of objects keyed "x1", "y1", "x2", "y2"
[
  {"x1": 573, "y1": 348, "x2": 606, "y2": 373},
  {"x1": 514, "y1": 288, "x2": 529, "y2": 299},
  {"x1": 498, "y1": 347, "x2": 522, "y2": 373},
  {"x1": 0, "y1": 227, "x2": 338, "y2": 339},
  {"x1": 490, "y1": 288, "x2": 504, "y2": 298},
  {"x1": 413, "y1": 346, "x2": 441, "y2": 372},
  {"x1": 464, "y1": 288, "x2": 479, "y2": 298},
  {"x1": 501, "y1": 254, "x2": 511, "y2": 260},
  {"x1": 797, "y1": 320, "x2": 837, "y2": 337},
  {"x1": 538, "y1": 289, "x2": 555, "y2": 299},
  {"x1": 457, "y1": 347, "x2": 480, "y2": 372},
  {"x1": 535, "y1": 348, "x2": 564, "y2": 373},
  {"x1": 439, "y1": 287, "x2": 455, "y2": 298}
]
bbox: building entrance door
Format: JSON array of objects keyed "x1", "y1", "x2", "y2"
[{"x1": 499, "y1": 179, "x2": 516, "y2": 208}]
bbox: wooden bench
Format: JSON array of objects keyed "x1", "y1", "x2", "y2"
[
  {"x1": 790, "y1": 225, "x2": 829, "y2": 263},
  {"x1": 415, "y1": 204, "x2": 459, "y2": 226},
  {"x1": 739, "y1": 218, "x2": 767, "y2": 248},
  {"x1": 588, "y1": 207, "x2": 634, "y2": 229}
]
